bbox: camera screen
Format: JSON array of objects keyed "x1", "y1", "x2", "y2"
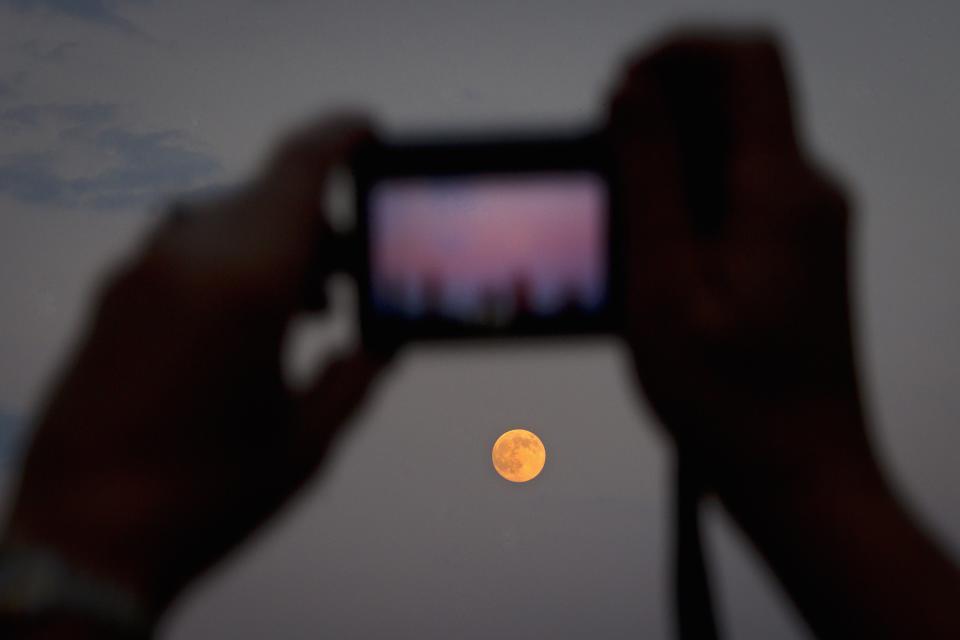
[{"x1": 369, "y1": 172, "x2": 608, "y2": 327}]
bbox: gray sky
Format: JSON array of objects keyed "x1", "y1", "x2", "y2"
[{"x1": 1, "y1": 1, "x2": 959, "y2": 638}]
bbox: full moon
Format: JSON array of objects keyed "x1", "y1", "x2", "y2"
[{"x1": 492, "y1": 429, "x2": 546, "y2": 483}]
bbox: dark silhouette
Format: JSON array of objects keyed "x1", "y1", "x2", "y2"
[
  {"x1": 511, "y1": 274, "x2": 534, "y2": 318},
  {"x1": 2, "y1": 31, "x2": 959, "y2": 640}
]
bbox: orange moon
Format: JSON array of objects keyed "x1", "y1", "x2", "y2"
[{"x1": 492, "y1": 429, "x2": 546, "y2": 483}]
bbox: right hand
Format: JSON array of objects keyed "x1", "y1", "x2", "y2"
[{"x1": 608, "y1": 33, "x2": 877, "y2": 491}]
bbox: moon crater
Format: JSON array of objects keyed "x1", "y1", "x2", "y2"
[{"x1": 492, "y1": 429, "x2": 546, "y2": 483}]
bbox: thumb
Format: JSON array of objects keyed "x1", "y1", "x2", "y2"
[{"x1": 288, "y1": 349, "x2": 390, "y2": 483}]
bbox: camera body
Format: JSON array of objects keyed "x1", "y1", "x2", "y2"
[{"x1": 351, "y1": 128, "x2": 621, "y2": 350}]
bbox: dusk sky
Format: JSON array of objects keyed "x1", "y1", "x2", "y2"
[
  {"x1": 371, "y1": 173, "x2": 606, "y2": 318},
  {"x1": 1, "y1": 1, "x2": 960, "y2": 638}
]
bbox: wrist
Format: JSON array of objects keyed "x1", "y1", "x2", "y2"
[
  {"x1": 1, "y1": 614, "x2": 147, "y2": 640},
  {"x1": 700, "y1": 401, "x2": 960, "y2": 639},
  {"x1": 695, "y1": 391, "x2": 889, "y2": 508},
  {"x1": 5, "y1": 503, "x2": 166, "y2": 614},
  {"x1": 0, "y1": 538, "x2": 156, "y2": 638}
]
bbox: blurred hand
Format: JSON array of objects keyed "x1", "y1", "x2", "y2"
[
  {"x1": 608, "y1": 36, "x2": 960, "y2": 638},
  {"x1": 5, "y1": 115, "x2": 387, "y2": 611},
  {"x1": 609, "y1": 34, "x2": 875, "y2": 490}
]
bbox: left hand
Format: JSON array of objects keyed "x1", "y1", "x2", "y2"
[{"x1": 4, "y1": 115, "x2": 388, "y2": 611}]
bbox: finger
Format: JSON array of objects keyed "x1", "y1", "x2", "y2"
[
  {"x1": 288, "y1": 349, "x2": 391, "y2": 483},
  {"x1": 300, "y1": 224, "x2": 360, "y2": 311},
  {"x1": 608, "y1": 56, "x2": 691, "y2": 246},
  {"x1": 609, "y1": 54, "x2": 708, "y2": 348},
  {"x1": 162, "y1": 116, "x2": 372, "y2": 310},
  {"x1": 618, "y1": 31, "x2": 800, "y2": 239},
  {"x1": 727, "y1": 37, "x2": 798, "y2": 156},
  {"x1": 256, "y1": 114, "x2": 371, "y2": 242},
  {"x1": 647, "y1": 31, "x2": 798, "y2": 158},
  {"x1": 644, "y1": 35, "x2": 737, "y2": 237},
  {"x1": 267, "y1": 115, "x2": 374, "y2": 308}
]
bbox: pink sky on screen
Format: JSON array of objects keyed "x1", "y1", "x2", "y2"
[{"x1": 370, "y1": 173, "x2": 606, "y2": 316}]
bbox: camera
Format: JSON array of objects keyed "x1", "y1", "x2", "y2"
[{"x1": 351, "y1": 128, "x2": 621, "y2": 349}]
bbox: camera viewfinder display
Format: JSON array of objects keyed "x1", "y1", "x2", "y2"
[{"x1": 369, "y1": 172, "x2": 608, "y2": 328}]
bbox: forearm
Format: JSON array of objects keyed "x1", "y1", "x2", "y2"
[
  {"x1": 711, "y1": 408, "x2": 960, "y2": 639},
  {"x1": 2, "y1": 616, "x2": 149, "y2": 640}
]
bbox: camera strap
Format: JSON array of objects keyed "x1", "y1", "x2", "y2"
[{"x1": 674, "y1": 452, "x2": 721, "y2": 640}]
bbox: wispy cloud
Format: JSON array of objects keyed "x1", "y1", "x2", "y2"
[
  {"x1": 72, "y1": 127, "x2": 221, "y2": 209},
  {"x1": 0, "y1": 101, "x2": 221, "y2": 210},
  {"x1": 0, "y1": 102, "x2": 116, "y2": 129},
  {"x1": 0, "y1": 72, "x2": 27, "y2": 103},
  {"x1": 0, "y1": 0, "x2": 146, "y2": 35},
  {"x1": 13, "y1": 39, "x2": 81, "y2": 63},
  {"x1": 0, "y1": 411, "x2": 26, "y2": 467}
]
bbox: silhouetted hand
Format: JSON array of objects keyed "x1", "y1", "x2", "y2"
[
  {"x1": 5, "y1": 115, "x2": 387, "y2": 614},
  {"x1": 610, "y1": 33, "x2": 871, "y2": 492},
  {"x1": 610, "y1": 33, "x2": 960, "y2": 638}
]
